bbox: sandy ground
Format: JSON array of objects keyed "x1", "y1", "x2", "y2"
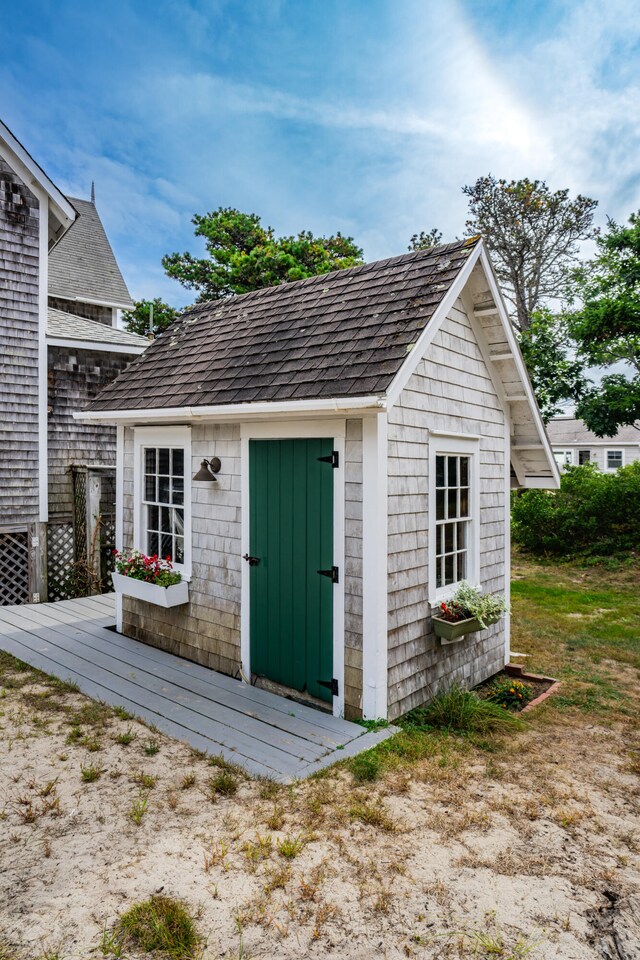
[{"x1": 0, "y1": 668, "x2": 639, "y2": 960}]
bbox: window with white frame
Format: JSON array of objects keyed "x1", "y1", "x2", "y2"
[
  {"x1": 606, "y1": 449, "x2": 624, "y2": 470},
  {"x1": 578, "y1": 449, "x2": 591, "y2": 465},
  {"x1": 143, "y1": 447, "x2": 185, "y2": 563},
  {"x1": 553, "y1": 449, "x2": 573, "y2": 468},
  {"x1": 134, "y1": 426, "x2": 191, "y2": 574},
  {"x1": 435, "y1": 453, "x2": 471, "y2": 590}
]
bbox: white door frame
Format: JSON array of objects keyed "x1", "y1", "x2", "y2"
[{"x1": 240, "y1": 419, "x2": 346, "y2": 718}]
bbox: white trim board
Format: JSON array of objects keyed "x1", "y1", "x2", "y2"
[
  {"x1": 47, "y1": 337, "x2": 146, "y2": 355},
  {"x1": 239, "y1": 420, "x2": 346, "y2": 719},
  {"x1": 0, "y1": 120, "x2": 76, "y2": 230},
  {"x1": 34, "y1": 186, "x2": 49, "y2": 523},
  {"x1": 132, "y1": 425, "x2": 192, "y2": 581}
]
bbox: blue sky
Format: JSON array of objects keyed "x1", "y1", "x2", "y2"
[{"x1": 2, "y1": 0, "x2": 640, "y2": 308}]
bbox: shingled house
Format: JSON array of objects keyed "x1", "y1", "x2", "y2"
[
  {"x1": 80, "y1": 238, "x2": 559, "y2": 720},
  {"x1": 0, "y1": 119, "x2": 147, "y2": 605},
  {"x1": 548, "y1": 417, "x2": 640, "y2": 472}
]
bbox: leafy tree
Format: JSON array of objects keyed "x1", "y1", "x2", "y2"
[
  {"x1": 162, "y1": 207, "x2": 364, "y2": 301},
  {"x1": 570, "y1": 212, "x2": 640, "y2": 435},
  {"x1": 463, "y1": 175, "x2": 598, "y2": 331},
  {"x1": 123, "y1": 298, "x2": 179, "y2": 336},
  {"x1": 408, "y1": 227, "x2": 443, "y2": 251},
  {"x1": 518, "y1": 309, "x2": 586, "y2": 422}
]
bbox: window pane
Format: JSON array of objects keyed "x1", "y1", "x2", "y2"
[
  {"x1": 145, "y1": 448, "x2": 156, "y2": 473},
  {"x1": 435, "y1": 456, "x2": 445, "y2": 488},
  {"x1": 175, "y1": 537, "x2": 184, "y2": 564},
  {"x1": 458, "y1": 550, "x2": 467, "y2": 580},
  {"x1": 444, "y1": 522, "x2": 455, "y2": 553},
  {"x1": 172, "y1": 449, "x2": 184, "y2": 476},
  {"x1": 145, "y1": 475, "x2": 156, "y2": 501},
  {"x1": 436, "y1": 525, "x2": 443, "y2": 556},
  {"x1": 158, "y1": 476, "x2": 171, "y2": 502},
  {"x1": 147, "y1": 531, "x2": 158, "y2": 556},
  {"x1": 172, "y1": 476, "x2": 184, "y2": 505},
  {"x1": 436, "y1": 489, "x2": 445, "y2": 521},
  {"x1": 436, "y1": 559, "x2": 443, "y2": 589},
  {"x1": 447, "y1": 488, "x2": 457, "y2": 519},
  {"x1": 460, "y1": 457, "x2": 469, "y2": 486},
  {"x1": 607, "y1": 451, "x2": 622, "y2": 468},
  {"x1": 173, "y1": 509, "x2": 184, "y2": 536},
  {"x1": 161, "y1": 534, "x2": 173, "y2": 560},
  {"x1": 447, "y1": 456, "x2": 457, "y2": 486},
  {"x1": 457, "y1": 522, "x2": 467, "y2": 549},
  {"x1": 459, "y1": 487, "x2": 469, "y2": 518},
  {"x1": 158, "y1": 448, "x2": 170, "y2": 474},
  {"x1": 445, "y1": 553, "x2": 454, "y2": 584},
  {"x1": 161, "y1": 506, "x2": 172, "y2": 532},
  {"x1": 147, "y1": 505, "x2": 159, "y2": 530}
]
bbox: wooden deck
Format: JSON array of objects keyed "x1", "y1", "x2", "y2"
[{"x1": 0, "y1": 594, "x2": 394, "y2": 781}]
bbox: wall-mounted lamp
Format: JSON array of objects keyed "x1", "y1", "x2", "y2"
[{"x1": 192, "y1": 456, "x2": 222, "y2": 482}]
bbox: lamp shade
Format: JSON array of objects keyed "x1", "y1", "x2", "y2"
[{"x1": 192, "y1": 460, "x2": 218, "y2": 482}]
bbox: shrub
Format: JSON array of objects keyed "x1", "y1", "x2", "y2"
[
  {"x1": 484, "y1": 677, "x2": 534, "y2": 711},
  {"x1": 402, "y1": 684, "x2": 525, "y2": 735},
  {"x1": 511, "y1": 461, "x2": 640, "y2": 557}
]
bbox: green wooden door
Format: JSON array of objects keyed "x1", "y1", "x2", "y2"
[{"x1": 249, "y1": 438, "x2": 335, "y2": 703}]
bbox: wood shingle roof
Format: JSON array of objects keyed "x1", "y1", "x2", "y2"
[
  {"x1": 85, "y1": 238, "x2": 480, "y2": 413},
  {"x1": 48, "y1": 198, "x2": 134, "y2": 308}
]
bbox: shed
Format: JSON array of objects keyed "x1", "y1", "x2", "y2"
[{"x1": 79, "y1": 238, "x2": 559, "y2": 720}]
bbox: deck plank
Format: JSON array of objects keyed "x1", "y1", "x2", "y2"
[{"x1": 0, "y1": 596, "x2": 396, "y2": 781}]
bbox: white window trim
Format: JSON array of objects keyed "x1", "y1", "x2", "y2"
[
  {"x1": 605, "y1": 448, "x2": 624, "y2": 471},
  {"x1": 133, "y1": 425, "x2": 192, "y2": 580},
  {"x1": 239, "y1": 419, "x2": 346, "y2": 719},
  {"x1": 428, "y1": 434, "x2": 480, "y2": 606}
]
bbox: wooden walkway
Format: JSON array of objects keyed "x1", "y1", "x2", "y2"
[{"x1": 0, "y1": 594, "x2": 394, "y2": 781}]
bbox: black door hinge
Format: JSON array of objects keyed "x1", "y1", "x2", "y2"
[
  {"x1": 317, "y1": 678, "x2": 339, "y2": 697},
  {"x1": 317, "y1": 450, "x2": 339, "y2": 468},
  {"x1": 317, "y1": 566, "x2": 339, "y2": 583}
]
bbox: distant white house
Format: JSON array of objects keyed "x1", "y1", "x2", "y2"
[{"x1": 547, "y1": 417, "x2": 640, "y2": 472}]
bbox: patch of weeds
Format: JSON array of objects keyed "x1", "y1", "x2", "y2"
[
  {"x1": 403, "y1": 684, "x2": 526, "y2": 736},
  {"x1": 203, "y1": 840, "x2": 229, "y2": 872},
  {"x1": 265, "y1": 803, "x2": 284, "y2": 830},
  {"x1": 131, "y1": 770, "x2": 158, "y2": 790},
  {"x1": 103, "y1": 894, "x2": 200, "y2": 959},
  {"x1": 263, "y1": 863, "x2": 291, "y2": 893},
  {"x1": 0, "y1": 940, "x2": 18, "y2": 960},
  {"x1": 128, "y1": 792, "x2": 149, "y2": 826},
  {"x1": 243, "y1": 834, "x2": 272, "y2": 865},
  {"x1": 276, "y1": 834, "x2": 305, "y2": 859},
  {"x1": 208, "y1": 770, "x2": 238, "y2": 799},
  {"x1": 257, "y1": 777, "x2": 281, "y2": 800},
  {"x1": 208, "y1": 754, "x2": 243, "y2": 775},
  {"x1": 113, "y1": 705, "x2": 133, "y2": 721},
  {"x1": 65, "y1": 725, "x2": 84, "y2": 745},
  {"x1": 181, "y1": 772, "x2": 196, "y2": 790},
  {"x1": 81, "y1": 764, "x2": 102, "y2": 783},
  {"x1": 357, "y1": 717, "x2": 390, "y2": 732},
  {"x1": 143, "y1": 738, "x2": 160, "y2": 756},
  {"x1": 349, "y1": 801, "x2": 397, "y2": 832},
  {"x1": 350, "y1": 751, "x2": 381, "y2": 783},
  {"x1": 114, "y1": 727, "x2": 136, "y2": 747}
]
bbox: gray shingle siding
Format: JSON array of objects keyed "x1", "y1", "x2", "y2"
[
  {"x1": 0, "y1": 157, "x2": 40, "y2": 524},
  {"x1": 49, "y1": 296, "x2": 113, "y2": 325}
]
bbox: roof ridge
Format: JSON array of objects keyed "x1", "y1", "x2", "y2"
[{"x1": 184, "y1": 236, "x2": 481, "y2": 316}]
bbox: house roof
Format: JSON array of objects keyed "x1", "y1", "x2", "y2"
[
  {"x1": 547, "y1": 417, "x2": 640, "y2": 445},
  {"x1": 0, "y1": 119, "x2": 77, "y2": 245},
  {"x1": 48, "y1": 198, "x2": 134, "y2": 308},
  {"x1": 83, "y1": 238, "x2": 481, "y2": 413},
  {"x1": 47, "y1": 307, "x2": 148, "y2": 353}
]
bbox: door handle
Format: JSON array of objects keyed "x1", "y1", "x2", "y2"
[{"x1": 243, "y1": 554, "x2": 261, "y2": 566}]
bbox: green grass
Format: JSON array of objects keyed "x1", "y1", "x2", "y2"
[
  {"x1": 511, "y1": 554, "x2": 640, "y2": 718},
  {"x1": 402, "y1": 685, "x2": 526, "y2": 735},
  {"x1": 103, "y1": 895, "x2": 200, "y2": 959}
]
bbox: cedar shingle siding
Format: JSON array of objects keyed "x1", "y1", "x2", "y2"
[
  {"x1": 0, "y1": 158, "x2": 40, "y2": 524},
  {"x1": 86, "y1": 239, "x2": 480, "y2": 413}
]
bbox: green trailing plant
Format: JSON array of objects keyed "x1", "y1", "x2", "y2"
[
  {"x1": 485, "y1": 677, "x2": 534, "y2": 711},
  {"x1": 435, "y1": 581, "x2": 508, "y2": 629}
]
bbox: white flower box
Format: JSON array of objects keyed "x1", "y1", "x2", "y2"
[{"x1": 111, "y1": 572, "x2": 189, "y2": 608}]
